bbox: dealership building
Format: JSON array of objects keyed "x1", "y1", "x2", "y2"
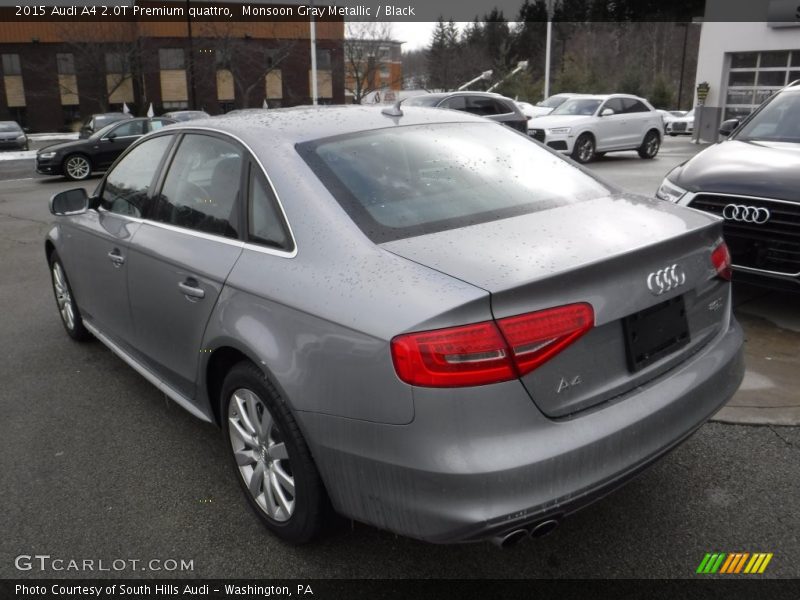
[
  {"x1": 694, "y1": 0, "x2": 800, "y2": 140},
  {"x1": 0, "y1": 18, "x2": 344, "y2": 131}
]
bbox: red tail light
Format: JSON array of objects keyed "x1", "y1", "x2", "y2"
[
  {"x1": 391, "y1": 303, "x2": 594, "y2": 388},
  {"x1": 711, "y1": 241, "x2": 732, "y2": 281}
]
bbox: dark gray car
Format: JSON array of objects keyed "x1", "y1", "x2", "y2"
[
  {"x1": 403, "y1": 91, "x2": 529, "y2": 133},
  {"x1": 657, "y1": 81, "x2": 800, "y2": 290},
  {"x1": 45, "y1": 106, "x2": 744, "y2": 546}
]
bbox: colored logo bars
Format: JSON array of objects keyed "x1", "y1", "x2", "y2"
[{"x1": 696, "y1": 552, "x2": 773, "y2": 574}]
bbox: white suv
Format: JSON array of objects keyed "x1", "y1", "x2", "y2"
[{"x1": 528, "y1": 94, "x2": 664, "y2": 163}]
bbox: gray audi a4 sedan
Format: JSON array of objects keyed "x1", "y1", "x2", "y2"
[{"x1": 45, "y1": 106, "x2": 744, "y2": 546}]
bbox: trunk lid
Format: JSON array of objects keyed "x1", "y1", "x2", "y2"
[{"x1": 382, "y1": 194, "x2": 731, "y2": 417}]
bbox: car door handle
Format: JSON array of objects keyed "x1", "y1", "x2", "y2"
[
  {"x1": 178, "y1": 279, "x2": 205, "y2": 300},
  {"x1": 107, "y1": 249, "x2": 125, "y2": 267}
]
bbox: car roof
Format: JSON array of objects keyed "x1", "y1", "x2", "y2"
[{"x1": 164, "y1": 105, "x2": 497, "y2": 146}]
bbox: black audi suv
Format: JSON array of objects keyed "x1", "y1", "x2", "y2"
[{"x1": 656, "y1": 80, "x2": 800, "y2": 290}]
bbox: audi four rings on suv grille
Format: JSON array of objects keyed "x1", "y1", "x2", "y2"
[{"x1": 656, "y1": 79, "x2": 800, "y2": 290}]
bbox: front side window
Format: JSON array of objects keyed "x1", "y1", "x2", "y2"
[
  {"x1": 100, "y1": 135, "x2": 173, "y2": 217},
  {"x1": 151, "y1": 134, "x2": 243, "y2": 239},
  {"x1": 602, "y1": 98, "x2": 626, "y2": 114},
  {"x1": 299, "y1": 122, "x2": 611, "y2": 243},
  {"x1": 622, "y1": 99, "x2": 649, "y2": 113},
  {"x1": 735, "y1": 91, "x2": 800, "y2": 142},
  {"x1": 551, "y1": 99, "x2": 602, "y2": 116}
]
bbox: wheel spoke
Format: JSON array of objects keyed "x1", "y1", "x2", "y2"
[
  {"x1": 272, "y1": 462, "x2": 295, "y2": 495},
  {"x1": 268, "y1": 442, "x2": 288, "y2": 461},
  {"x1": 234, "y1": 392, "x2": 258, "y2": 437},
  {"x1": 234, "y1": 449, "x2": 259, "y2": 466},
  {"x1": 248, "y1": 461, "x2": 265, "y2": 498},
  {"x1": 243, "y1": 391, "x2": 263, "y2": 438},
  {"x1": 270, "y1": 469, "x2": 293, "y2": 516},
  {"x1": 229, "y1": 418, "x2": 258, "y2": 448}
]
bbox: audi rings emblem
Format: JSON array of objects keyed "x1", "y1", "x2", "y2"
[
  {"x1": 646, "y1": 264, "x2": 686, "y2": 296},
  {"x1": 722, "y1": 204, "x2": 770, "y2": 224}
]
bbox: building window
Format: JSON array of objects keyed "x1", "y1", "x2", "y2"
[
  {"x1": 724, "y1": 50, "x2": 800, "y2": 120},
  {"x1": 56, "y1": 53, "x2": 75, "y2": 74},
  {"x1": 57, "y1": 53, "x2": 79, "y2": 107},
  {"x1": 162, "y1": 101, "x2": 188, "y2": 110},
  {"x1": 159, "y1": 48, "x2": 185, "y2": 70},
  {"x1": 2, "y1": 54, "x2": 21, "y2": 75},
  {"x1": 2, "y1": 53, "x2": 26, "y2": 111},
  {"x1": 316, "y1": 50, "x2": 331, "y2": 70}
]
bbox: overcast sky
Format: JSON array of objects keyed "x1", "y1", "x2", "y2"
[{"x1": 391, "y1": 22, "x2": 469, "y2": 51}]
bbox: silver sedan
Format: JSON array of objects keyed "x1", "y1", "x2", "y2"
[{"x1": 45, "y1": 106, "x2": 744, "y2": 546}]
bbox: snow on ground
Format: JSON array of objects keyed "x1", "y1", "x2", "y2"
[
  {"x1": 28, "y1": 133, "x2": 79, "y2": 141},
  {"x1": 0, "y1": 150, "x2": 35, "y2": 161}
]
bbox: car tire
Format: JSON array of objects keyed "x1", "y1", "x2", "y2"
[
  {"x1": 49, "y1": 252, "x2": 92, "y2": 341},
  {"x1": 571, "y1": 133, "x2": 595, "y2": 163},
  {"x1": 638, "y1": 130, "x2": 661, "y2": 159},
  {"x1": 221, "y1": 361, "x2": 331, "y2": 544},
  {"x1": 63, "y1": 154, "x2": 92, "y2": 181}
]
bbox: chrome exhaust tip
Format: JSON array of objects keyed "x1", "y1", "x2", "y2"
[
  {"x1": 529, "y1": 518, "x2": 560, "y2": 538},
  {"x1": 491, "y1": 528, "x2": 529, "y2": 548}
]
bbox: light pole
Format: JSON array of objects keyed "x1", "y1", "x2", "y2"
[
  {"x1": 543, "y1": 0, "x2": 555, "y2": 100},
  {"x1": 487, "y1": 61, "x2": 529, "y2": 93},
  {"x1": 309, "y1": 0, "x2": 318, "y2": 105},
  {"x1": 457, "y1": 70, "x2": 493, "y2": 91}
]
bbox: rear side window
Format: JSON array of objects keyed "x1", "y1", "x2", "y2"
[
  {"x1": 248, "y1": 166, "x2": 291, "y2": 251},
  {"x1": 299, "y1": 122, "x2": 611, "y2": 243},
  {"x1": 151, "y1": 134, "x2": 243, "y2": 239},
  {"x1": 100, "y1": 135, "x2": 173, "y2": 217},
  {"x1": 463, "y1": 96, "x2": 505, "y2": 116},
  {"x1": 440, "y1": 96, "x2": 466, "y2": 111}
]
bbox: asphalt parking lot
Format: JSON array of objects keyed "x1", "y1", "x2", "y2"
[{"x1": 1, "y1": 136, "x2": 798, "y2": 579}]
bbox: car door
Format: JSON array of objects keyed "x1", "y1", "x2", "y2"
[
  {"x1": 125, "y1": 132, "x2": 245, "y2": 399},
  {"x1": 621, "y1": 98, "x2": 652, "y2": 146},
  {"x1": 593, "y1": 97, "x2": 627, "y2": 150},
  {"x1": 95, "y1": 119, "x2": 146, "y2": 168},
  {"x1": 60, "y1": 134, "x2": 174, "y2": 345}
]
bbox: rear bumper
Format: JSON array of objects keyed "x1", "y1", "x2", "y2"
[{"x1": 300, "y1": 317, "x2": 744, "y2": 543}]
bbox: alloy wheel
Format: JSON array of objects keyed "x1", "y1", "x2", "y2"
[
  {"x1": 65, "y1": 156, "x2": 90, "y2": 180},
  {"x1": 646, "y1": 133, "x2": 660, "y2": 157},
  {"x1": 577, "y1": 137, "x2": 594, "y2": 162},
  {"x1": 228, "y1": 388, "x2": 295, "y2": 522},
  {"x1": 52, "y1": 261, "x2": 76, "y2": 331}
]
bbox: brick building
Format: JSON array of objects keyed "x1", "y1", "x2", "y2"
[
  {"x1": 343, "y1": 38, "x2": 403, "y2": 104},
  {"x1": 0, "y1": 19, "x2": 344, "y2": 132}
]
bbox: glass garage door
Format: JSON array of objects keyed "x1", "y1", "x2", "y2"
[{"x1": 724, "y1": 50, "x2": 800, "y2": 120}]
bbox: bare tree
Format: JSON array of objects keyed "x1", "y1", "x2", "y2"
[
  {"x1": 50, "y1": 23, "x2": 144, "y2": 112},
  {"x1": 344, "y1": 22, "x2": 400, "y2": 104},
  {"x1": 197, "y1": 23, "x2": 296, "y2": 109}
]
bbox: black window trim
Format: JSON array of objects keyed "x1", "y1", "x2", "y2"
[{"x1": 130, "y1": 127, "x2": 296, "y2": 257}]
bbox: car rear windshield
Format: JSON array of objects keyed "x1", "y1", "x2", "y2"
[
  {"x1": 735, "y1": 90, "x2": 800, "y2": 143},
  {"x1": 298, "y1": 122, "x2": 612, "y2": 243}
]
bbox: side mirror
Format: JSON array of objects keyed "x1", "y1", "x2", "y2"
[
  {"x1": 600, "y1": 108, "x2": 614, "y2": 117},
  {"x1": 105, "y1": 132, "x2": 117, "y2": 141},
  {"x1": 719, "y1": 119, "x2": 740, "y2": 137},
  {"x1": 50, "y1": 188, "x2": 89, "y2": 216}
]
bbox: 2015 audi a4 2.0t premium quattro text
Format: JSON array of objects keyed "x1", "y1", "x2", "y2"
[{"x1": 45, "y1": 106, "x2": 744, "y2": 546}]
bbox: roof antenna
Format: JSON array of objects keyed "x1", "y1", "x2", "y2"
[{"x1": 381, "y1": 100, "x2": 403, "y2": 117}]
